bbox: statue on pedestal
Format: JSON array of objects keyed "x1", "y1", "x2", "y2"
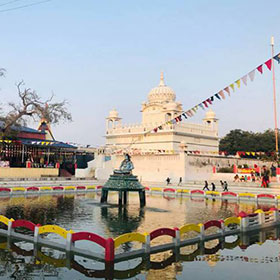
[
  {"x1": 114, "y1": 154, "x2": 134, "y2": 175},
  {"x1": 102, "y1": 153, "x2": 145, "y2": 206}
]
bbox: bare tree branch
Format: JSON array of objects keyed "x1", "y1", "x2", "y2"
[{"x1": 2, "y1": 81, "x2": 72, "y2": 136}]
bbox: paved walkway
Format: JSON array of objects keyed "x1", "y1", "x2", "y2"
[{"x1": 0, "y1": 178, "x2": 279, "y2": 195}]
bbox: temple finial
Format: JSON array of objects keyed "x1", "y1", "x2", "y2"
[{"x1": 159, "y1": 71, "x2": 165, "y2": 86}]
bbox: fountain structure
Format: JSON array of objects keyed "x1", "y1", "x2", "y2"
[{"x1": 100, "y1": 154, "x2": 146, "y2": 206}]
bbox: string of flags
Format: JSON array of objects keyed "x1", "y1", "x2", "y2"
[
  {"x1": 149, "y1": 53, "x2": 280, "y2": 134},
  {"x1": 106, "y1": 148, "x2": 276, "y2": 157},
  {"x1": 237, "y1": 151, "x2": 275, "y2": 157}
]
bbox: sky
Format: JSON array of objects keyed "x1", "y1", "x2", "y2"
[{"x1": 0, "y1": 0, "x2": 280, "y2": 146}]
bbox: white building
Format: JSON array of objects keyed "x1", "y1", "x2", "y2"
[{"x1": 105, "y1": 72, "x2": 219, "y2": 153}]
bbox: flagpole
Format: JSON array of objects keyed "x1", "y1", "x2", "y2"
[{"x1": 271, "y1": 36, "x2": 279, "y2": 160}]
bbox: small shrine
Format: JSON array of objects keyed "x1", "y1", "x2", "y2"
[{"x1": 100, "y1": 154, "x2": 146, "y2": 206}]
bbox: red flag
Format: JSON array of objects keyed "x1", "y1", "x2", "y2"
[
  {"x1": 257, "y1": 65, "x2": 263, "y2": 74},
  {"x1": 153, "y1": 128, "x2": 158, "y2": 133},
  {"x1": 203, "y1": 101, "x2": 208, "y2": 108},
  {"x1": 265, "y1": 59, "x2": 272, "y2": 71},
  {"x1": 207, "y1": 98, "x2": 212, "y2": 105}
]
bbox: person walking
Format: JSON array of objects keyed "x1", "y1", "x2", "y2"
[
  {"x1": 178, "y1": 177, "x2": 182, "y2": 186},
  {"x1": 223, "y1": 181, "x2": 228, "y2": 191},
  {"x1": 203, "y1": 181, "x2": 209, "y2": 191},
  {"x1": 220, "y1": 180, "x2": 224, "y2": 190},
  {"x1": 211, "y1": 182, "x2": 216, "y2": 191},
  {"x1": 166, "y1": 177, "x2": 171, "y2": 185}
]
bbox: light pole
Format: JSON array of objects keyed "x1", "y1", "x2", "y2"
[{"x1": 271, "y1": 36, "x2": 279, "y2": 160}]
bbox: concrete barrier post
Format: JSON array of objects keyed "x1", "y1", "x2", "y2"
[
  {"x1": 66, "y1": 231, "x2": 73, "y2": 252},
  {"x1": 219, "y1": 220, "x2": 225, "y2": 236},
  {"x1": 7, "y1": 220, "x2": 13, "y2": 237},
  {"x1": 143, "y1": 233, "x2": 150, "y2": 254},
  {"x1": 240, "y1": 216, "x2": 249, "y2": 232},
  {"x1": 255, "y1": 210, "x2": 265, "y2": 226},
  {"x1": 199, "y1": 223, "x2": 204, "y2": 240},
  {"x1": 174, "y1": 228, "x2": 180, "y2": 247},
  {"x1": 270, "y1": 208, "x2": 279, "y2": 223},
  {"x1": 34, "y1": 226, "x2": 39, "y2": 243}
]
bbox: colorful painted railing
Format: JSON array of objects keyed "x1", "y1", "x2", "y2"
[
  {"x1": 0, "y1": 207, "x2": 278, "y2": 263},
  {"x1": 145, "y1": 187, "x2": 280, "y2": 203},
  {"x1": 0, "y1": 185, "x2": 99, "y2": 195}
]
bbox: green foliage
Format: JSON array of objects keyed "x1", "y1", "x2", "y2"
[{"x1": 219, "y1": 129, "x2": 278, "y2": 155}]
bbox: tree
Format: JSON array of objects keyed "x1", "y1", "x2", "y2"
[
  {"x1": 219, "y1": 129, "x2": 278, "y2": 155},
  {"x1": 1, "y1": 81, "x2": 72, "y2": 137}
]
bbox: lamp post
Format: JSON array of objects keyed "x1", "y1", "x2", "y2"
[{"x1": 271, "y1": 36, "x2": 279, "y2": 160}]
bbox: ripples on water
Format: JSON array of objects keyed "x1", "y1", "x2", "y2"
[{"x1": 0, "y1": 192, "x2": 278, "y2": 279}]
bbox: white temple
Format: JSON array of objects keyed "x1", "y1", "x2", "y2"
[
  {"x1": 77, "y1": 73, "x2": 221, "y2": 182},
  {"x1": 105, "y1": 72, "x2": 219, "y2": 153}
]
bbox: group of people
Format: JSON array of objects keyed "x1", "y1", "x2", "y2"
[
  {"x1": 203, "y1": 180, "x2": 229, "y2": 192},
  {"x1": 166, "y1": 177, "x2": 182, "y2": 186}
]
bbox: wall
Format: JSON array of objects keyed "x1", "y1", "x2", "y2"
[{"x1": 0, "y1": 168, "x2": 58, "y2": 178}]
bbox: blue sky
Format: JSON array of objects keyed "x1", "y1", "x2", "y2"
[{"x1": 0, "y1": 0, "x2": 280, "y2": 145}]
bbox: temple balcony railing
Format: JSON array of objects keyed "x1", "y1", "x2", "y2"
[{"x1": 106, "y1": 122, "x2": 218, "y2": 136}]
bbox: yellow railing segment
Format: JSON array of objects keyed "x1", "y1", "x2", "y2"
[
  {"x1": 177, "y1": 189, "x2": 190, "y2": 193},
  {"x1": 114, "y1": 232, "x2": 146, "y2": 249},
  {"x1": 151, "y1": 187, "x2": 162, "y2": 192},
  {"x1": 38, "y1": 225, "x2": 72, "y2": 239},
  {"x1": 239, "y1": 193, "x2": 255, "y2": 198},
  {"x1": 64, "y1": 186, "x2": 76, "y2": 190},
  {"x1": 179, "y1": 224, "x2": 201, "y2": 235},
  {"x1": 40, "y1": 186, "x2": 52, "y2": 191},
  {"x1": 205, "y1": 191, "x2": 220, "y2": 196},
  {"x1": 12, "y1": 187, "x2": 26, "y2": 192},
  {"x1": 224, "y1": 217, "x2": 241, "y2": 227},
  {"x1": 0, "y1": 215, "x2": 13, "y2": 226}
]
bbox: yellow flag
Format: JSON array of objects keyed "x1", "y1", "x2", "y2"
[
  {"x1": 230, "y1": 83, "x2": 235, "y2": 91},
  {"x1": 235, "y1": 79, "x2": 241, "y2": 88}
]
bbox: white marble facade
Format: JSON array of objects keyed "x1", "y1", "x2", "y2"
[{"x1": 105, "y1": 73, "x2": 219, "y2": 153}]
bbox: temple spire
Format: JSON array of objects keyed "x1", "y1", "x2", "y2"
[{"x1": 159, "y1": 71, "x2": 165, "y2": 86}]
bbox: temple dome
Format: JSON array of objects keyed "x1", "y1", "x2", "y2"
[
  {"x1": 205, "y1": 109, "x2": 216, "y2": 119},
  {"x1": 164, "y1": 102, "x2": 178, "y2": 111},
  {"x1": 148, "y1": 72, "x2": 176, "y2": 103},
  {"x1": 108, "y1": 109, "x2": 119, "y2": 118}
]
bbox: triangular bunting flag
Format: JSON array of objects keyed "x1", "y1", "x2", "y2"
[
  {"x1": 186, "y1": 111, "x2": 192, "y2": 117},
  {"x1": 182, "y1": 113, "x2": 188, "y2": 119},
  {"x1": 210, "y1": 96, "x2": 214, "y2": 102},
  {"x1": 241, "y1": 75, "x2": 247, "y2": 86},
  {"x1": 207, "y1": 98, "x2": 212, "y2": 105},
  {"x1": 273, "y1": 53, "x2": 280, "y2": 64},
  {"x1": 265, "y1": 59, "x2": 272, "y2": 71},
  {"x1": 188, "y1": 110, "x2": 194, "y2": 116},
  {"x1": 192, "y1": 108, "x2": 196, "y2": 113},
  {"x1": 257, "y1": 65, "x2": 263, "y2": 74},
  {"x1": 248, "y1": 70, "x2": 255, "y2": 81},
  {"x1": 218, "y1": 90, "x2": 225, "y2": 99},
  {"x1": 215, "y1": 93, "x2": 221, "y2": 100},
  {"x1": 224, "y1": 87, "x2": 230, "y2": 96},
  {"x1": 199, "y1": 103, "x2": 205, "y2": 110},
  {"x1": 153, "y1": 128, "x2": 158, "y2": 133},
  {"x1": 230, "y1": 83, "x2": 235, "y2": 92},
  {"x1": 235, "y1": 79, "x2": 241, "y2": 88},
  {"x1": 203, "y1": 101, "x2": 208, "y2": 108}
]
